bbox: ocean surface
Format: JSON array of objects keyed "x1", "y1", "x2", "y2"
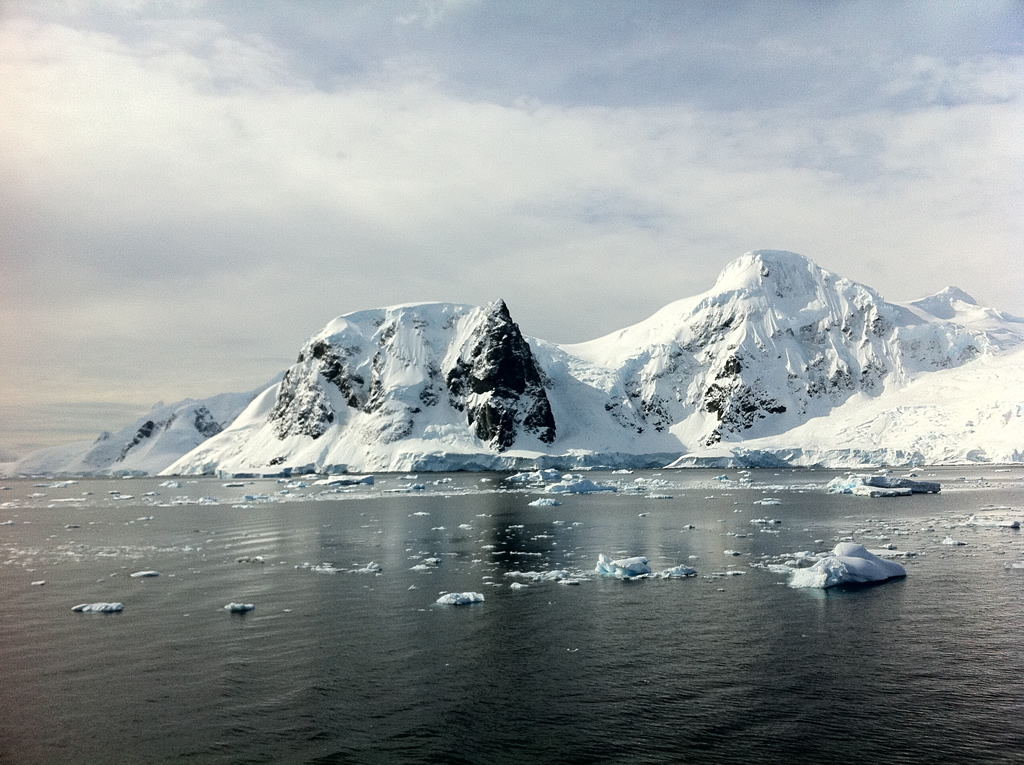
[{"x1": 2, "y1": 467, "x2": 1024, "y2": 764}]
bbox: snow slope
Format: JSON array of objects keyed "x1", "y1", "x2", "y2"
[
  {"x1": 164, "y1": 250, "x2": 1024, "y2": 475},
  {"x1": 3, "y1": 387, "x2": 267, "y2": 477}
]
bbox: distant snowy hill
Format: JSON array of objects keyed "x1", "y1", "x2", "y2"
[
  {"x1": 164, "y1": 250, "x2": 1024, "y2": 475},
  {"x1": 3, "y1": 388, "x2": 267, "y2": 477}
]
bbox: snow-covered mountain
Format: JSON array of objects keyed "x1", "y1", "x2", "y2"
[
  {"x1": 164, "y1": 250, "x2": 1024, "y2": 474},
  {"x1": 3, "y1": 388, "x2": 266, "y2": 477}
]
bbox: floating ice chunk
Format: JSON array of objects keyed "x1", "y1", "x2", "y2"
[
  {"x1": 528, "y1": 498, "x2": 563, "y2": 507},
  {"x1": 504, "y1": 569, "x2": 575, "y2": 582},
  {"x1": 352, "y1": 562, "x2": 382, "y2": 574},
  {"x1": 506, "y1": 469, "x2": 563, "y2": 484},
  {"x1": 941, "y1": 536, "x2": 966, "y2": 546},
  {"x1": 753, "y1": 498, "x2": 782, "y2": 505},
  {"x1": 224, "y1": 603, "x2": 255, "y2": 613},
  {"x1": 313, "y1": 475, "x2": 375, "y2": 487},
  {"x1": 236, "y1": 556, "x2": 265, "y2": 564},
  {"x1": 658, "y1": 565, "x2": 698, "y2": 578},
  {"x1": 129, "y1": 570, "x2": 160, "y2": 578},
  {"x1": 965, "y1": 514, "x2": 1020, "y2": 529},
  {"x1": 826, "y1": 474, "x2": 940, "y2": 495},
  {"x1": 435, "y1": 592, "x2": 485, "y2": 605},
  {"x1": 595, "y1": 554, "x2": 651, "y2": 579},
  {"x1": 510, "y1": 582, "x2": 529, "y2": 590},
  {"x1": 31, "y1": 580, "x2": 45, "y2": 586},
  {"x1": 72, "y1": 602, "x2": 124, "y2": 613},
  {"x1": 547, "y1": 477, "x2": 617, "y2": 495},
  {"x1": 411, "y1": 557, "x2": 441, "y2": 571},
  {"x1": 852, "y1": 485, "x2": 912, "y2": 498},
  {"x1": 723, "y1": 550, "x2": 743, "y2": 556},
  {"x1": 788, "y1": 543, "x2": 906, "y2": 589}
]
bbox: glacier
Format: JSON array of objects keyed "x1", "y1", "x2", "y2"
[{"x1": 9, "y1": 250, "x2": 1024, "y2": 476}]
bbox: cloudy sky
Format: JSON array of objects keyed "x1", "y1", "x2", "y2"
[{"x1": 1, "y1": 0, "x2": 1022, "y2": 457}]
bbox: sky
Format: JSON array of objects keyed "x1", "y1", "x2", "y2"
[{"x1": 1, "y1": 0, "x2": 1022, "y2": 458}]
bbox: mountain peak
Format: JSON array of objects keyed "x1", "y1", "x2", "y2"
[
  {"x1": 910, "y1": 287, "x2": 978, "y2": 319},
  {"x1": 711, "y1": 250, "x2": 826, "y2": 298}
]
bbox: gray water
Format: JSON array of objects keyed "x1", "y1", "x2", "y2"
[{"x1": 2, "y1": 468, "x2": 1024, "y2": 764}]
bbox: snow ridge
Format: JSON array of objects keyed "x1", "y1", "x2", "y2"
[{"x1": 9, "y1": 250, "x2": 1023, "y2": 476}]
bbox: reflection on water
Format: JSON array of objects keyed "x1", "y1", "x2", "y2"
[{"x1": 1, "y1": 468, "x2": 1023, "y2": 763}]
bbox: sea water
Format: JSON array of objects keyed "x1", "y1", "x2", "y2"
[{"x1": 2, "y1": 468, "x2": 1024, "y2": 764}]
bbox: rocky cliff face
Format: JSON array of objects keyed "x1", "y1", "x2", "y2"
[{"x1": 445, "y1": 300, "x2": 556, "y2": 451}]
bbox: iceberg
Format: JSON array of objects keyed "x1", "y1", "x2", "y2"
[
  {"x1": 129, "y1": 570, "x2": 160, "y2": 578},
  {"x1": 223, "y1": 602, "x2": 255, "y2": 613},
  {"x1": 435, "y1": 592, "x2": 485, "y2": 605},
  {"x1": 595, "y1": 554, "x2": 651, "y2": 579},
  {"x1": 788, "y1": 543, "x2": 906, "y2": 589},
  {"x1": 528, "y1": 498, "x2": 563, "y2": 507},
  {"x1": 547, "y1": 477, "x2": 617, "y2": 494},
  {"x1": 826, "y1": 474, "x2": 940, "y2": 496},
  {"x1": 72, "y1": 602, "x2": 124, "y2": 613}
]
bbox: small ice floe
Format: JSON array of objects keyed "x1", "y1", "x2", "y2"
[
  {"x1": 236, "y1": 556, "x2": 265, "y2": 564},
  {"x1": 158, "y1": 480, "x2": 181, "y2": 488},
  {"x1": 129, "y1": 570, "x2": 160, "y2": 578},
  {"x1": 941, "y1": 536, "x2": 967, "y2": 546},
  {"x1": 788, "y1": 543, "x2": 906, "y2": 589},
  {"x1": 223, "y1": 603, "x2": 255, "y2": 613},
  {"x1": 313, "y1": 475, "x2": 375, "y2": 487},
  {"x1": 658, "y1": 565, "x2": 698, "y2": 578},
  {"x1": 826, "y1": 474, "x2": 940, "y2": 496},
  {"x1": 506, "y1": 469, "x2": 563, "y2": 484},
  {"x1": 31, "y1": 580, "x2": 45, "y2": 586},
  {"x1": 546, "y1": 477, "x2": 617, "y2": 495},
  {"x1": 223, "y1": 482, "x2": 246, "y2": 488},
  {"x1": 411, "y1": 557, "x2": 441, "y2": 570},
  {"x1": 351, "y1": 561, "x2": 382, "y2": 574},
  {"x1": 72, "y1": 602, "x2": 124, "y2": 613},
  {"x1": 528, "y1": 498, "x2": 562, "y2": 507},
  {"x1": 965, "y1": 514, "x2": 1020, "y2": 529},
  {"x1": 504, "y1": 569, "x2": 576, "y2": 583},
  {"x1": 1, "y1": 520, "x2": 15, "y2": 525},
  {"x1": 510, "y1": 582, "x2": 529, "y2": 590},
  {"x1": 435, "y1": 592, "x2": 485, "y2": 606},
  {"x1": 750, "y1": 518, "x2": 782, "y2": 526},
  {"x1": 753, "y1": 498, "x2": 782, "y2": 506},
  {"x1": 595, "y1": 554, "x2": 651, "y2": 579},
  {"x1": 723, "y1": 550, "x2": 743, "y2": 556},
  {"x1": 458, "y1": 524, "x2": 473, "y2": 530}
]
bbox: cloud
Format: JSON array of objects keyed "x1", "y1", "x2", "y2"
[{"x1": 0, "y1": 2, "x2": 1022, "y2": 453}]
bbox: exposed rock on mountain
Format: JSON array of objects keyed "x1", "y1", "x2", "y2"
[{"x1": 445, "y1": 299, "x2": 556, "y2": 451}]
